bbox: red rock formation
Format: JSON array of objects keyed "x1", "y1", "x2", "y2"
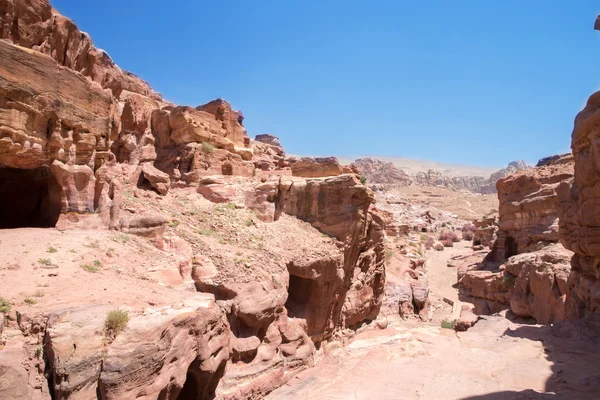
[
  {"x1": 458, "y1": 244, "x2": 572, "y2": 322},
  {"x1": 493, "y1": 154, "x2": 573, "y2": 261},
  {"x1": 557, "y1": 23, "x2": 600, "y2": 319},
  {"x1": 290, "y1": 157, "x2": 344, "y2": 178},
  {"x1": 0, "y1": 0, "x2": 160, "y2": 100},
  {"x1": 246, "y1": 174, "x2": 386, "y2": 340}
]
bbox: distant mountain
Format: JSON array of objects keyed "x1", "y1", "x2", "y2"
[{"x1": 348, "y1": 156, "x2": 530, "y2": 194}]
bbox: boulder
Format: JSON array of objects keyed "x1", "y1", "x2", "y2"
[
  {"x1": 141, "y1": 162, "x2": 171, "y2": 195},
  {"x1": 290, "y1": 157, "x2": 344, "y2": 178}
]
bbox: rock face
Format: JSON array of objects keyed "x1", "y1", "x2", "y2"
[
  {"x1": 351, "y1": 157, "x2": 413, "y2": 185},
  {"x1": 458, "y1": 244, "x2": 572, "y2": 322},
  {"x1": 0, "y1": 1, "x2": 390, "y2": 399},
  {"x1": 493, "y1": 154, "x2": 573, "y2": 261},
  {"x1": 557, "y1": 24, "x2": 600, "y2": 320},
  {"x1": 44, "y1": 298, "x2": 230, "y2": 400},
  {"x1": 0, "y1": 37, "x2": 118, "y2": 228},
  {"x1": 506, "y1": 245, "x2": 571, "y2": 324},
  {"x1": 246, "y1": 174, "x2": 386, "y2": 340},
  {"x1": 290, "y1": 157, "x2": 344, "y2": 178},
  {"x1": 0, "y1": 0, "x2": 159, "y2": 100}
]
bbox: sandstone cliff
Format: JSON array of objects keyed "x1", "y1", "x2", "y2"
[
  {"x1": 557, "y1": 21, "x2": 600, "y2": 320},
  {"x1": 0, "y1": 1, "x2": 388, "y2": 398},
  {"x1": 457, "y1": 155, "x2": 574, "y2": 323}
]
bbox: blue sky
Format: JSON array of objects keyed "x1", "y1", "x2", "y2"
[{"x1": 53, "y1": 1, "x2": 600, "y2": 167}]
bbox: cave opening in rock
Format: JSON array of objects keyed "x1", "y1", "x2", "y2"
[
  {"x1": 0, "y1": 165, "x2": 62, "y2": 229},
  {"x1": 221, "y1": 162, "x2": 233, "y2": 176},
  {"x1": 285, "y1": 274, "x2": 316, "y2": 319},
  {"x1": 175, "y1": 359, "x2": 224, "y2": 400},
  {"x1": 505, "y1": 236, "x2": 518, "y2": 258}
]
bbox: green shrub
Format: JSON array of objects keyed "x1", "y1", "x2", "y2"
[
  {"x1": 441, "y1": 319, "x2": 457, "y2": 330},
  {"x1": 24, "y1": 298, "x2": 37, "y2": 305},
  {"x1": 47, "y1": 247, "x2": 58, "y2": 253},
  {"x1": 81, "y1": 264, "x2": 99, "y2": 273},
  {"x1": 38, "y1": 258, "x2": 52, "y2": 266},
  {"x1": 360, "y1": 175, "x2": 367, "y2": 185},
  {"x1": 105, "y1": 309, "x2": 129, "y2": 339},
  {"x1": 0, "y1": 297, "x2": 11, "y2": 313}
]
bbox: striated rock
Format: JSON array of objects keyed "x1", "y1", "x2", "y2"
[
  {"x1": 42, "y1": 297, "x2": 230, "y2": 400},
  {"x1": 505, "y1": 244, "x2": 572, "y2": 324},
  {"x1": 458, "y1": 244, "x2": 572, "y2": 324},
  {"x1": 557, "y1": 27, "x2": 600, "y2": 320},
  {"x1": 493, "y1": 154, "x2": 573, "y2": 261},
  {"x1": 254, "y1": 134, "x2": 284, "y2": 155},
  {"x1": 290, "y1": 157, "x2": 344, "y2": 178},
  {"x1": 0, "y1": 0, "x2": 160, "y2": 100},
  {"x1": 0, "y1": 38, "x2": 116, "y2": 171},
  {"x1": 351, "y1": 157, "x2": 413, "y2": 185}
]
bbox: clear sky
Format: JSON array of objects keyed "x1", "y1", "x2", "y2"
[{"x1": 53, "y1": 0, "x2": 600, "y2": 167}]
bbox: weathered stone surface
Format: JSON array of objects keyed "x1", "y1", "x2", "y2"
[
  {"x1": 458, "y1": 244, "x2": 572, "y2": 324},
  {"x1": 42, "y1": 297, "x2": 231, "y2": 400},
  {"x1": 505, "y1": 244, "x2": 572, "y2": 324},
  {"x1": 0, "y1": 38, "x2": 117, "y2": 171},
  {"x1": 198, "y1": 177, "x2": 237, "y2": 204},
  {"x1": 140, "y1": 162, "x2": 170, "y2": 195},
  {"x1": 493, "y1": 154, "x2": 573, "y2": 261},
  {"x1": 472, "y1": 216, "x2": 498, "y2": 248},
  {"x1": 455, "y1": 305, "x2": 479, "y2": 332},
  {"x1": 290, "y1": 157, "x2": 344, "y2": 178},
  {"x1": 0, "y1": 0, "x2": 160, "y2": 100}
]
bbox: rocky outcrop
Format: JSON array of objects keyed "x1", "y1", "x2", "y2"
[
  {"x1": 246, "y1": 174, "x2": 386, "y2": 340},
  {"x1": 472, "y1": 216, "x2": 498, "y2": 248},
  {"x1": 506, "y1": 244, "x2": 571, "y2": 324},
  {"x1": 290, "y1": 157, "x2": 345, "y2": 178},
  {"x1": 458, "y1": 244, "x2": 572, "y2": 323},
  {"x1": 351, "y1": 157, "x2": 413, "y2": 185},
  {"x1": 152, "y1": 105, "x2": 255, "y2": 183},
  {"x1": 493, "y1": 154, "x2": 573, "y2": 261},
  {"x1": 0, "y1": 0, "x2": 160, "y2": 100},
  {"x1": 557, "y1": 22, "x2": 600, "y2": 320}
]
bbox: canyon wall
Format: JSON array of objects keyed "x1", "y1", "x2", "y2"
[
  {"x1": 0, "y1": 1, "x2": 387, "y2": 399},
  {"x1": 493, "y1": 154, "x2": 573, "y2": 261},
  {"x1": 458, "y1": 155, "x2": 574, "y2": 323},
  {"x1": 558, "y1": 35, "x2": 600, "y2": 320}
]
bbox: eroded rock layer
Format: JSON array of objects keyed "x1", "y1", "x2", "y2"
[{"x1": 493, "y1": 154, "x2": 573, "y2": 261}]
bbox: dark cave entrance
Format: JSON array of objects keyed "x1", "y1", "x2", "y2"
[
  {"x1": 221, "y1": 162, "x2": 233, "y2": 176},
  {"x1": 174, "y1": 359, "x2": 224, "y2": 400},
  {"x1": 285, "y1": 274, "x2": 316, "y2": 319},
  {"x1": 0, "y1": 165, "x2": 62, "y2": 228},
  {"x1": 505, "y1": 236, "x2": 519, "y2": 258}
]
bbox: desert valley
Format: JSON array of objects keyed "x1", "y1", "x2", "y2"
[{"x1": 1, "y1": 1, "x2": 600, "y2": 399}]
